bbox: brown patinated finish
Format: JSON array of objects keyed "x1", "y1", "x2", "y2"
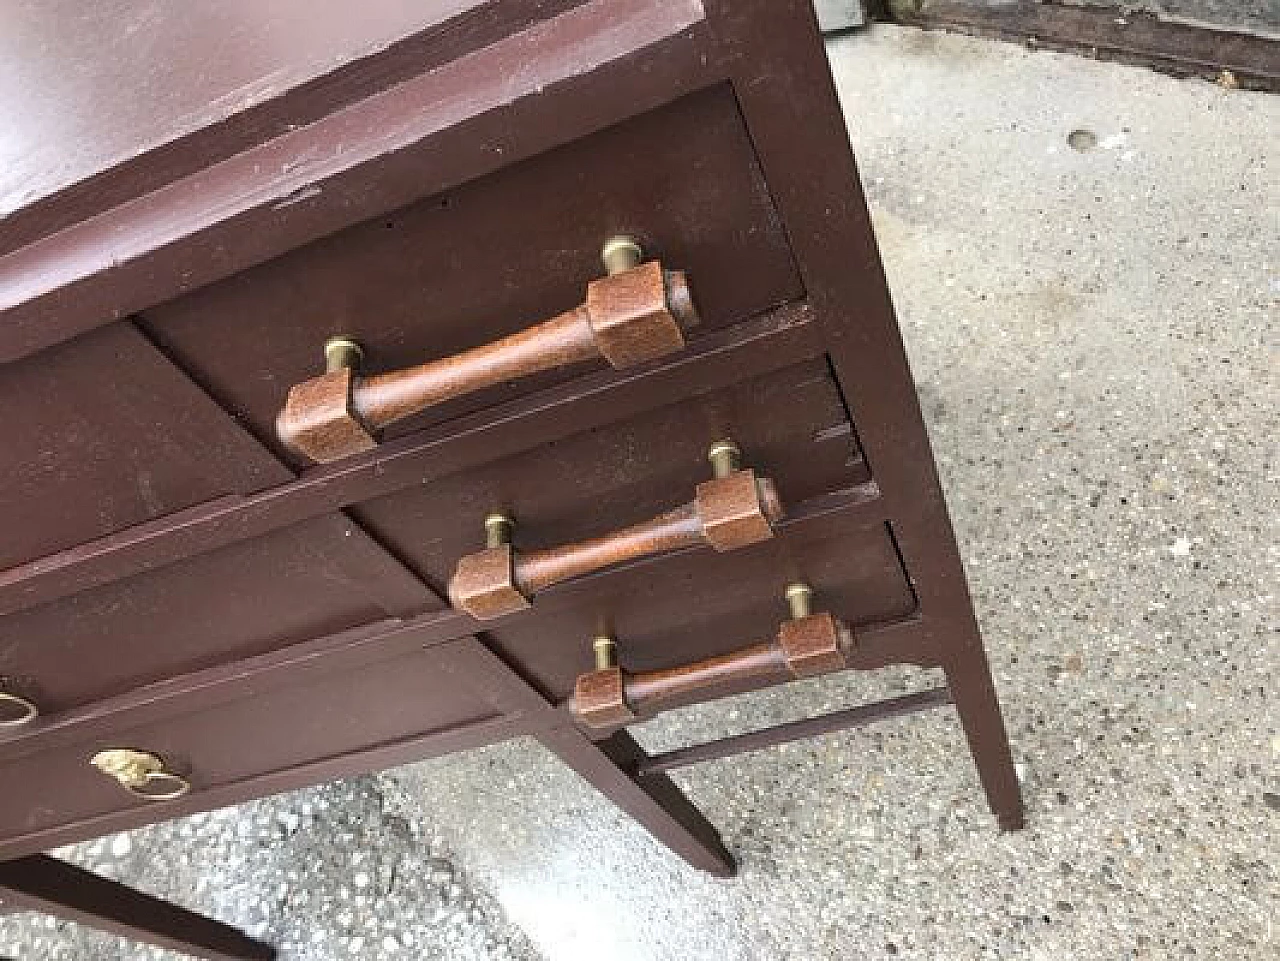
[
  {"x1": 448, "y1": 468, "x2": 782, "y2": 619},
  {"x1": 277, "y1": 260, "x2": 697, "y2": 463},
  {"x1": 569, "y1": 610, "x2": 856, "y2": 731}
]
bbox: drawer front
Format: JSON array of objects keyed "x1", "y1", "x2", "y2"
[
  {"x1": 139, "y1": 84, "x2": 803, "y2": 454},
  {"x1": 0, "y1": 356, "x2": 861, "y2": 724},
  {"x1": 0, "y1": 514, "x2": 433, "y2": 718},
  {"x1": 0, "y1": 323, "x2": 290, "y2": 570},
  {"x1": 481, "y1": 510, "x2": 916, "y2": 702},
  {"x1": 351, "y1": 358, "x2": 867, "y2": 592},
  {"x1": 0, "y1": 637, "x2": 506, "y2": 853}
]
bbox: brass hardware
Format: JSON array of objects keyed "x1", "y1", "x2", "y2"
[
  {"x1": 601, "y1": 235, "x2": 644, "y2": 276},
  {"x1": 593, "y1": 636, "x2": 618, "y2": 671},
  {"x1": 90, "y1": 749, "x2": 191, "y2": 801},
  {"x1": 0, "y1": 691, "x2": 39, "y2": 728},
  {"x1": 706, "y1": 439, "x2": 742, "y2": 479},
  {"x1": 484, "y1": 513, "x2": 514, "y2": 549},
  {"x1": 785, "y1": 582, "x2": 814, "y2": 620},
  {"x1": 324, "y1": 336, "x2": 364, "y2": 374}
]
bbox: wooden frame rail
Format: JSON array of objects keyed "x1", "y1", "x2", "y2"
[{"x1": 637, "y1": 687, "x2": 954, "y2": 775}]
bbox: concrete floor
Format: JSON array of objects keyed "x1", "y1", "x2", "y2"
[{"x1": 2, "y1": 23, "x2": 1276, "y2": 961}]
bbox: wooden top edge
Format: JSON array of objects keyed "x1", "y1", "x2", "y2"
[
  {"x1": 0, "y1": 0, "x2": 591, "y2": 255},
  {"x1": 0, "y1": 0, "x2": 710, "y2": 363}
]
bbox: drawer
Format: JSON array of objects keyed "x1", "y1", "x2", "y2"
[
  {"x1": 0, "y1": 514, "x2": 433, "y2": 718},
  {"x1": 0, "y1": 636, "x2": 507, "y2": 854},
  {"x1": 138, "y1": 84, "x2": 804, "y2": 455},
  {"x1": 480, "y1": 510, "x2": 916, "y2": 702},
  {"x1": 351, "y1": 357, "x2": 869, "y2": 593},
  {"x1": 0, "y1": 323, "x2": 290, "y2": 570},
  {"x1": 0, "y1": 356, "x2": 858, "y2": 723}
]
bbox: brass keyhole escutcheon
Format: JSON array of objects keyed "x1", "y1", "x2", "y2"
[
  {"x1": 91, "y1": 748, "x2": 191, "y2": 801},
  {"x1": 0, "y1": 691, "x2": 39, "y2": 728}
]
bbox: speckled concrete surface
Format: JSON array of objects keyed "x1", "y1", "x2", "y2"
[
  {"x1": 0, "y1": 779, "x2": 543, "y2": 961},
  {"x1": 3, "y1": 24, "x2": 1276, "y2": 961}
]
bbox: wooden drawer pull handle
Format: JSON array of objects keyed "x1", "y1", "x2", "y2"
[
  {"x1": 90, "y1": 748, "x2": 191, "y2": 802},
  {"x1": 570, "y1": 584, "x2": 856, "y2": 731},
  {"x1": 277, "y1": 236, "x2": 698, "y2": 463},
  {"x1": 449, "y1": 440, "x2": 784, "y2": 619},
  {"x1": 0, "y1": 691, "x2": 39, "y2": 728}
]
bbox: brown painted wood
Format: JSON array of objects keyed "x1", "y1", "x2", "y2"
[
  {"x1": 1, "y1": 0, "x2": 722, "y2": 365},
  {"x1": 0, "y1": 625, "x2": 745, "y2": 884},
  {"x1": 363, "y1": 356, "x2": 860, "y2": 601},
  {"x1": 1, "y1": 349, "x2": 861, "y2": 718},
  {"x1": 0, "y1": 0, "x2": 590, "y2": 253},
  {"x1": 0, "y1": 1, "x2": 524, "y2": 220},
  {"x1": 0, "y1": 323, "x2": 289, "y2": 571},
  {"x1": 0, "y1": 855, "x2": 275, "y2": 960},
  {"x1": 0, "y1": 0, "x2": 1025, "y2": 949},
  {"x1": 0, "y1": 490, "x2": 907, "y2": 770},
  {"x1": 708, "y1": 0, "x2": 1024, "y2": 830},
  {"x1": 0, "y1": 636, "x2": 511, "y2": 857},
  {"x1": 141, "y1": 81, "x2": 798, "y2": 460},
  {"x1": 638, "y1": 687, "x2": 955, "y2": 775},
  {"x1": 0, "y1": 512, "x2": 435, "y2": 719},
  {"x1": 0, "y1": 307, "x2": 821, "y2": 619},
  {"x1": 537, "y1": 726, "x2": 736, "y2": 877}
]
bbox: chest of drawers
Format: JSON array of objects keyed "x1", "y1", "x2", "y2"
[{"x1": 0, "y1": 2, "x2": 1023, "y2": 956}]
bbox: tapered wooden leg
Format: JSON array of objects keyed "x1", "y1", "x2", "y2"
[
  {"x1": 537, "y1": 726, "x2": 737, "y2": 876},
  {"x1": 0, "y1": 855, "x2": 275, "y2": 961},
  {"x1": 943, "y1": 652, "x2": 1025, "y2": 831}
]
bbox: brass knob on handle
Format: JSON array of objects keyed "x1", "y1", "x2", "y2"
[
  {"x1": 324, "y1": 336, "x2": 364, "y2": 374},
  {"x1": 592, "y1": 636, "x2": 618, "y2": 670},
  {"x1": 707, "y1": 439, "x2": 741, "y2": 479},
  {"x1": 91, "y1": 749, "x2": 191, "y2": 802},
  {"x1": 484, "y1": 513, "x2": 514, "y2": 549},
  {"x1": 785, "y1": 582, "x2": 813, "y2": 619},
  {"x1": 0, "y1": 691, "x2": 39, "y2": 728},
  {"x1": 601, "y1": 235, "x2": 644, "y2": 276}
]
